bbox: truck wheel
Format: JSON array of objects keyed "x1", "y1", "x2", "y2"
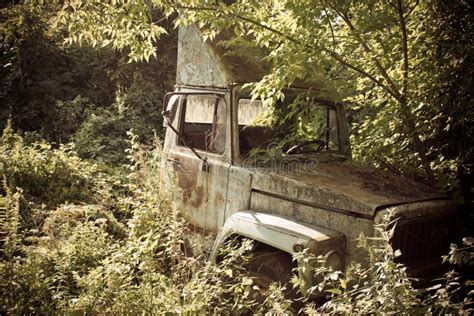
[{"x1": 248, "y1": 251, "x2": 297, "y2": 300}]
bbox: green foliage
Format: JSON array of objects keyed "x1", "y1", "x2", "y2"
[
  {"x1": 294, "y1": 212, "x2": 473, "y2": 314},
  {"x1": 350, "y1": 97, "x2": 430, "y2": 180},
  {"x1": 1, "y1": 4, "x2": 175, "y2": 149},
  {"x1": 0, "y1": 122, "x2": 99, "y2": 206},
  {"x1": 52, "y1": 96, "x2": 94, "y2": 143},
  {"x1": 0, "y1": 5, "x2": 116, "y2": 142},
  {"x1": 0, "y1": 133, "x2": 287, "y2": 314},
  {"x1": 73, "y1": 78, "x2": 165, "y2": 164},
  {"x1": 55, "y1": 1, "x2": 169, "y2": 63},
  {"x1": 72, "y1": 107, "x2": 132, "y2": 164},
  {"x1": 349, "y1": 0, "x2": 474, "y2": 188},
  {"x1": 55, "y1": 0, "x2": 473, "y2": 187},
  {"x1": 0, "y1": 212, "x2": 114, "y2": 314},
  {"x1": 0, "y1": 182, "x2": 22, "y2": 259},
  {"x1": 42, "y1": 204, "x2": 127, "y2": 240},
  {"x1": 0, "y1": 130, "x2": 471, "y2": 314},
  {"x1": 424, "y1": 0, "x2": 474, "y2": 187}
]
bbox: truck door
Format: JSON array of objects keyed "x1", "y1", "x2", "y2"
[{"x1": 164, "y1": 93, "x2": 230, "y2": 233}]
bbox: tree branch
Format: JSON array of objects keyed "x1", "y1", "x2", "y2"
[
  {"x1": 332, "y1": 6, "x2": 402, "y2": 100},
  {"x1": 388, "y1": 0, "x2": 435, "y2": 183},
  {"x1": 397, "y1": 0, "x2": 409, "y2": 99},
  {"x1": 324, "y1": 8, "x2": 336, "y2": 44},
  {"x1": 405, "y1": 0, "x2": 419, "y2": 18},
  {"x1": 323, "y1": 49, "x2": 402, "y2": 102},
  {"x1": 172, "y1": 3, "x2": 402, "y2": 102},
  {"x1": 173, "y1": 3, "x2": 295, "y2": 43}
]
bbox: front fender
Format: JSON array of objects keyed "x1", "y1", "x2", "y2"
[{"x1": 211, "y1": 211, "x2": 345, "y2": 261}]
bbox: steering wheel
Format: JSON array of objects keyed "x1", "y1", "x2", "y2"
[{"x1": 285, "y1": 139, "x2": 326, "y2": 155}]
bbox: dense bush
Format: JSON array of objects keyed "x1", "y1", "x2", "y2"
[
  {"x1": 1, "y1": 4, "x2": 174, "y2": 149},
  {"x1": 1, "y1": 128, "x2": 472, "y2": 314},
  {"x1": 1, "y1": 218, "x2": 113, "y2": 314},
  {"x1": 349, "y1": 0, "x2": 474, "y2": 190},
  {"x1": 63, "y1": 134, "x2": 275, "y2": 314},
  {"x1": 72, "y1": 78, "x2": 164, "y2": 164},
  {"x1": 0, "y1": 121, "x2": 99, "y2": 206},
  {"x1": 0, "y1": 5, "x2": 116, "y2": 142},
  {"x1": 0, "y1": 132, "x2": 289, "y2": 314},
  {"x1": 295, "y1": 212, "x2": 473, "y2": 314}
]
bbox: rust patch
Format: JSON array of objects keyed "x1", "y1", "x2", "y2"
[
  {"x1": 173, "y1": 156, "x2": 199, "y2": 202},
  {"x1": 215, "y1": 191, "x2": 225, "y2": 208},
  {"x1": 184, "y1": 222, "x2": 213, "y2": 236},
  {"x1": 191, "y1": 185, "x2": 205, "y2": 208}
]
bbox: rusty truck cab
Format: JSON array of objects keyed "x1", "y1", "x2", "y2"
[
  {"x1": 161, "y1": 25, "x2": 459, "y2": 293},
  {"x1": 162, "y1": 83, "x2": 357, "y2": 290}
]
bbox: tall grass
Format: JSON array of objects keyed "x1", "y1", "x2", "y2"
[
  {"x1": 0, "y1": 125, "x2": 471, "y2": 314},
  {"x1": 0, "y1": 127, "x2": 289, "y2": 314}
]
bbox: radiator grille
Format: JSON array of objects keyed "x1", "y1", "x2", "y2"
[{"x1": 391, "y1": 213, "x2": 459, "y2": 278}]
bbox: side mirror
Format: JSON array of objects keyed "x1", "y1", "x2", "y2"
[{"x1": 162, "y1": 93, "x2": 180, "y2": 127}]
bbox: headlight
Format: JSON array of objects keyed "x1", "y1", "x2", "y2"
[{"x1": 324, "y1": 250, "x2": 344, "y2": 271}]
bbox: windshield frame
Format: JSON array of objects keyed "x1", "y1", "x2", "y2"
[{"x1": 233, "y1": 88, "x2": 351, "y2": 164}]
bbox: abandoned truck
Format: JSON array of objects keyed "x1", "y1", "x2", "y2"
[{"x1": 161, "y1": 25, "x2": 459, "y2": 291}]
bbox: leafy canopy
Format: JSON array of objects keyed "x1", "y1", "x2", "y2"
[{"x1": 53, "y1": 0, "x2": 471, "y2": 185}]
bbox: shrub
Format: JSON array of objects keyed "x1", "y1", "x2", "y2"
[
  {"x1": 0, "y1": 5, "x2": 117, "y2": 143},
  {"x1": 0, "y1": 181, "x2": 115, "y2": 314},
  {"x1": 0, "y1": 217, "x2": 114, "y2": 314},
  {"x1": 64, "y1": 133, "x2": 264, "y2": 314},
  {"x1": 0, "y1": 121, "x2": 99, "y2": 206},
  {"x1": 72, "y1": 107, "x2": 132, "y2": 165},
  {"x1": 295, "y1": 211, "x2": 473, "y2": 314},
  {"x1": 42, "y1": 204, "x2": 127, "y2": 240},
  {"x1": 3, "y1": 129, "x2": 470, "y2": 314},
  {"x1": 72, "y1": 77, "x2": 164, "y2": 165},
  {"x1": 0, "y1": 133, "x2": 283, "y2": 314}
]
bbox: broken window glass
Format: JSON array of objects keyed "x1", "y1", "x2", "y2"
[
  {"x1": 178, "y1": 95, "x2": 226, "y2": 154},
  {"x1": 238, "y1": 98, "x2": 339, "y2": 156}
]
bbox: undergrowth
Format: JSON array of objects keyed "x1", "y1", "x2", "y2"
[
  {"x1": 0, "y1": 120, "x2": 100, "y2": 206},
  {"x1": 0, "y1": 126, "x2": 287, "y2": 314},
  {"x1": 294, "y1": 213, "x2": 473, "y2": 314},
  {"x1": 0, "y1": 124, "x2": 472, "y2": 314}
]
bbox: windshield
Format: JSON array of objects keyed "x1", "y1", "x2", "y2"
[{"x1": 238, "y1": 98, "x2": 339, "y2": 157}]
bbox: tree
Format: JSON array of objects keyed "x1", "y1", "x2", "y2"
[
  {"x1": 0, "y1": 4, "x2": 116, "y2": 142},
  {"x1": 1, "y1": 3, "x2": 177, "y2": 160},
  {"x1": 55, "y1": 0, "x2": 473, "y2": 185}
]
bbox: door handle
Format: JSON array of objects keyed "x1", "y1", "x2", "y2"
[{"x1": 166, "y1": 158, "x2": 181, "y2": 166}]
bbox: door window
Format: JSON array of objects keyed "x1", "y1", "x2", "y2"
[{"x1": 178, "y1": 95, "x2": 226, "y2": 154}]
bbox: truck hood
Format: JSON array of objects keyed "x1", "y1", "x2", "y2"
[{"x1": 250, "y1": 160, "x2": 444, "y2": 217}]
